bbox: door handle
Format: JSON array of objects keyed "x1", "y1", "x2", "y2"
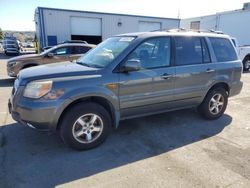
[
  {"x1": 206, "y1": 68, "x2": 215, "y2": 73},
  {"x1": 161, "y1": 73, "x2": 173, "y2": 79}
]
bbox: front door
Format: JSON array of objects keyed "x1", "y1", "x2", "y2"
[
  {"x1": 118, "y1": 37, "x2": 175, "y2": 118},
  {"x1": 43, "y1": 46, "x2": 71, "y2": 64}
]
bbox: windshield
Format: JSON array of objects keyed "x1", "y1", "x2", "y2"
[{"x1": 76, "y1": 36, "x2": 135, "y2": 68}]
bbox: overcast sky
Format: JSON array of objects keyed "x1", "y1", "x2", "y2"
[{"x1": 0, "y1": 0, "x2": 249, "y2": 31}]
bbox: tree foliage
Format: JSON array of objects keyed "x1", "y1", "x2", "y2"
[{"x1": 0, "y1": 28, "x2": 3, "y2": 40}]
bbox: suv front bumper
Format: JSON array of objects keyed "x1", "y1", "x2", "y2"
[
  {"x1": 8, "y1": 98, "x2": 59, "y2": 131},
  {"x1": 8, "y1": 84, "x2": 72, "y2": 131}
]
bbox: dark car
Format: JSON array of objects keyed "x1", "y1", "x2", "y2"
[{"x1": 9, "y1": 30, "x2": 243, "y2": 150}]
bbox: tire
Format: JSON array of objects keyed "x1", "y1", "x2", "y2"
[
  {"x1": 198, "y1": 88, "x2": 228, "y2": 120},
  {"x1": 60, "y1": 102, "x2": 112, "y2": 150},
  {"x1": 243, "y1": 58, "x2": 250, "y2": 71}
]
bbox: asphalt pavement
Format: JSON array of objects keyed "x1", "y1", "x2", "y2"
[{"x1": 0, "y1": 53, "x2": 250, "y2": 188}]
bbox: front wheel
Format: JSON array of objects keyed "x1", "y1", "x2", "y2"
[
  {"x1": 199, "y1": 88, "x2": 228, "y2": 120},
  {"x1": 60, "y1": 102, "x2": 112, "y2": 150}
]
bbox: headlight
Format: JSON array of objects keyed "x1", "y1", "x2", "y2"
[{"x1": 23, "y1": 80, "x2": 52, "y2": 99}]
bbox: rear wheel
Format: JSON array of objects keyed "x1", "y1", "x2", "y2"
[
  {"x1": 60, "y1": 102, "x2": 112, "y2": 150},
  {"x1": 243, "y1": 57, "x2": 250, "y2": 71},
  {"x1": 199, "y1": 88, "x2": 228, "y2": 120}
]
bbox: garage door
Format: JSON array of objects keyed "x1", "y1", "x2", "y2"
[
  {"x1": 71, "y1": 17, "x2": 101, "y2": 36},
  {"x1": 139, "y1": 21, "x2": 161, "y2": 32}
]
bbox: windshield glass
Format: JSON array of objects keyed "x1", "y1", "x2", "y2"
[{"x1": 76, "y1": 36, "x2": 135, "y2": 68}]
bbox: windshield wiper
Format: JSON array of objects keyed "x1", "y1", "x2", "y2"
[
  {"x1": 76, "y1": 61, "x2": 103, "y2": 68},
  {"x1": 76, "y1": 61, "x2": 91, "y2": 67},
  {"x1": 90, "y1": 64, "x2": 103, "y2": 68}
]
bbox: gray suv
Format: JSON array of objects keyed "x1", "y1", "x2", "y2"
[{"x1": 9, "y1": 31, "x2": 243, "y2": 150}]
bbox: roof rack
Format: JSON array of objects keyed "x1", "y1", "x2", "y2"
[
  {"x1": 152, "y1": 28, "x2": 224, "y2": 34},
  {"x1": 60, "y1": 40, "x2": 88, "y2": 44}
]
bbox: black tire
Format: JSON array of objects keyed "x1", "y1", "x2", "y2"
[
  {"x1": 243, "y1": 58, "x2": 250, "y2": 71},
  {"x1": 198, "y1": 88, "x2": 228, "y2": 120},
  {"x1": 60, "y1": 102, "x2": 112, "y2": 150}
]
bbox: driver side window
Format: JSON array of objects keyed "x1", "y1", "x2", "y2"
[
  {"x1": 127, "y1": 37, "x2": 171, "y2": 69},
  {"x1": 52, "y1": 47, "x2": 69, "y2": 56}
]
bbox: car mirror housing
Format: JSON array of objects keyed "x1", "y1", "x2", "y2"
[
  {"x1": 47, "y1": 52, "x2": 54, "y2": 57},
  {"x1": 121, "y1": 59, "x2": 141, "y2": 72}
]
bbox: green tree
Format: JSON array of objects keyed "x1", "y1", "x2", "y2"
[{"x1": 0, "y1": 28, "x2": 3, "y2": 40}]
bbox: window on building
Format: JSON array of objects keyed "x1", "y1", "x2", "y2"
[
  {"x1": 209, "y1": 37, "x2": 238, "y2": 62},
  {"x1": 190, "y1": 21, "x2": 200, "y2": 30}
]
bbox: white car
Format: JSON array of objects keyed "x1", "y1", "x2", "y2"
[{"x1": 231, "y1": 37, "x2": 250, "y2": 71}]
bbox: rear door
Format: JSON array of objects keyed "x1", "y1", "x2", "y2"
[
  {"x1": 119, "y1": 37, "x2": 175, "y2": 118},
  {"x1": 173, "y1": 36, "x2": 216, "y2": 107}
]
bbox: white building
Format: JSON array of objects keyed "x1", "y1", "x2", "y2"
[
  {"x1": 35, "y1": 7, "x2": 180, "y2": 49},
  {"x1": 181, "y1": 3, "x2": 250, "y2": 46}
]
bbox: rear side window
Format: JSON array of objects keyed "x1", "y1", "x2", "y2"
[
  {"x1": 209, "y1": 37, "x2": 237, "y2": 62},
  {"x1": 52, "y1": 47, "x2": 69, "y2": 55},
  {"x1": 72, "y1": 46, "x2": 91, "y2": 54},
  {"x1": 175, "y1": 37, "x2": 204, "y2": 66}
]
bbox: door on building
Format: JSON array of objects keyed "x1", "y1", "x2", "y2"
[
  {"x1": 70, "y1": 17, "x2": 102, "y2": 44},
  {"x1": 47, "y1": 36, "x2": 58, "y2": 46},
  {"x1": 139, "y1": 21, "x2": 162, "y2": 32}
]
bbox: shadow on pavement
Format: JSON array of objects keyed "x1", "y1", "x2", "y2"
[
  {"x1": 0, "y1": 109, "x2": 232, "y2": 187},
  {"x1": 0, "y1": 78, "x2": 15, "y2": 87}
]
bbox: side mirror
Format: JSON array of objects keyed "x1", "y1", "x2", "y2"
[
  {"x1": 47, "y1": 52, "x2": 54, "y2": 57},
  {"x1": 121, "y1": 59, "x2": 141, "y2": 72}
]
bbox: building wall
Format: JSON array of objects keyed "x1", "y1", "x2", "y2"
[
  {"x1": 36, "y1": 7, "x2": 179, "y2": 48},
  {"x1": 180, "y1": 9, "x2": 250, "y2": 46},
  {"x1": 180, "y1": 15, "x2": 217, "y2": 30},
  {"x1": 218, "y1": 10, "x2": 250, "y2": 46}
]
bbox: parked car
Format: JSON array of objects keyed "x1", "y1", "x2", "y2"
[
  {"x1": 42, "y1": 41, "x2": 88, "y2": 52},
  {"x1": 6, "y1": 42, "x2": 96, "y2": 77},
  {"x1": 3, "y1": 37, "x2": 20, "y2": 55},
  {"x1": 231, "y1": 37, "x2": 250, "y2": 71},
  {"x1": 9, "y1": 30, "x2": 243, "y2": 150}
]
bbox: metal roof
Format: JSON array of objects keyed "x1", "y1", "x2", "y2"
[{"x1": 37, "y1": 7, "x2": 179, "y2": 21}]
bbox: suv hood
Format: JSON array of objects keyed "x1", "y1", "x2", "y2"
[
  {"x1": 18, "y1": 62, "x2": 99, "y2": 85},
  {"x1": 8, "y1": 54, "x2": 41, "y2": 62}
]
